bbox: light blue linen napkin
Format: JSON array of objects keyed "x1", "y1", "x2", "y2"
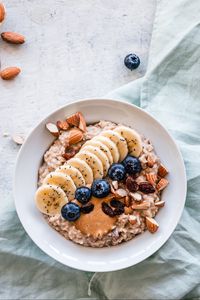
[{"x1": 1, "y1": 0, "x2": 200, "y2": 299}]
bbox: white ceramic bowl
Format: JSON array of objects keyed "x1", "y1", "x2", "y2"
[{"x1": 14, "y1": 99, "x2": 186, "y2": 272}]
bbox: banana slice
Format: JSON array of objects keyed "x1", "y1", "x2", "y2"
[
  {"x1": 56, "y1": 164, "x2": 85, "y2": 187},
  {"x1": 35, "y1": 184, "x2": 68, "y2": 215},
  {"x1": 101, "y1": 130, "x2": 128, "y2": 161},
  {"x1": 76, "y1": 150, "x2": 104, "y2": 179},
  {"x1": 43, "y1": 171, "x2": 76, "y2": 200},
  {"x1": 80, "y1": 145, "x2": 110, "y2": 176},
  {"x1": 82, "y1": 140, "x2": 113, "y2": 164},
  {"x1": 114, "y1": 126, "x2": 142, "y2": 157},
  {"x1": 67, "y1": 157, "x2": 93, "y2": 184},
  {"x1": 93, "y1": 135, "x2": 120, "y2": 163}
]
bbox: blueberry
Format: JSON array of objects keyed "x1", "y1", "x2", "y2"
[
  {"x1": 61, "y1": 202, "x2": 80, "y2": 221},
  {"x1": 91, "y1": 179, "x2": 110, "y2": 198},
  {"x1": 124, "y1": 53, "x2": 140, "y2": 70},
  {"x1": 108, "y1": 163, "x2": 126, "y2": 181},
  {"x1": 75, "y1": 187, "x2": 92, "y2": 204},
  {"x1": 122, "y1": 155, "x2": 141, "y2": 174}
]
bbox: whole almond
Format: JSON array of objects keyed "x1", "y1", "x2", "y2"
[
  {"x1": 0, "y1": 67, "x2": 21, "y2": 80},
  {"x1": 1, "y1": 32, "x2": 25, "y2": 44},
  {"x1": 68, "y1": 128, "x2": 83, "y2": 145},
  {"x1": 146, "y1": 217, "x2": 159, "y2": 233},
  {"x1": 0, "y1": 3, "x2": 5, "y2": 23},
  {"x1": 45, "y1": 123, "x2": 59, "y2": 137}
]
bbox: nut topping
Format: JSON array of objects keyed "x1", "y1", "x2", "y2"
[
  {"x1": 78, "y1": 112, "x2": 87, "y2": 132},
  {"x1": 155, "y1": 200, "x2": 165, "y2": 208},
  {"x1": 156, "y1": 178, "x2": 169, "y2": 191},
  {"x1": 132, "y1": 201, "x2": 150, "y2": 210},
  {"x1": 1, "y1": 32, "x2": 25, "y2": 44},
  {"x1": 56, "y1": 120, "x2": 69, "y2": 131},
  {"x1": 146, "y1": 217, "x2": 159, "y2": 233},
  {"x1": 68, "y1": 128, "x2": 83, "y2": 145},
  {"x1": 45, "y1": 123, "x2": 59, "y2": 137},
  {"x1": 66, "y1": 113, "x2": 80, "y2": 127},
  {"x1": 158, "y1": 164, "x2": 169, "y2": 177},
  {"x1": 0, "y1": 3, "x2": 5, "y2": 23}
]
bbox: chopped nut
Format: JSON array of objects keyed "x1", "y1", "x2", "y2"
[
  {"x1": 129, "y1": 215, "x2": 137, "y2": 225},
  {"x1": 12, "y1": 134, "x2": 24, "y2": 145},
  {"x1": 111, "y1": 180, "x2": 118, "y2": 190},
  {"x1": 68, "y1": 128, "x2": 83, "y2": 145},
  {"x1": 146, "y1": 217, "x2": 159, "y2": 233},
  {"x1": 66, "y1": 113, "x2": 80, "y2": 127},
  {"x1": 132, "y1": 201, "x2": 150, "y2": 210},
  {"x1": 158, "y1": 164, "x2": 169, "y2": 177},
  {"x1": 56, "y1": 120, "x2": 69, "y2": 131},
  {"x1": 155, "y1": 200, "x2": 165, "y2": 208},
  {"x1": 146, "y1": 173, "x2": 157, "y2": 185},
  {"x1": 124, "y1": 206, "x2": 133, "y2": 215},
  {"x1": 130, "y1": 192, "x2": 142, "y2": 202},
  {"x1": 157, "y1": 178, "x2": 169, "y2": 191},
  {"x1": 46, "y1": 123, "x2": 59, "y2": 137},
  {"x1": 114, "y1": 188, "x2": 127, "y2": 198},
  {"x1": 124, "y1": 195, "x2": 131, "y2": 207},
  {"x1": 147, "y1": 155, "x2": 155, "y2": 167},
  {"x1": 78, "y1": 112, "x2": 87, "y2": 132}
]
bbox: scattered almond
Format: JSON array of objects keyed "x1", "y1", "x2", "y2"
[
  {"x1": 56, "y1": 120, "x2": 69, "y2": 131},
  {"x1": 146, "y1": 173, "x2": 157, "y2": 185},
  {"x1": 68, "y1": 128, "x2": 83, "y2": 145},
  {"x1": 128, "y1": 215, "x2": 137, "y2": 225},
  {"x1": 146, "y1": 217, "x2": 159, "y2": 233},
  {"x1": 124, "y1": 206, "x2": 133, "y2": 215},
  {"x1": 1, "y1": 32, "x2": 25, "y2": 44},
  {"x1": 155, "y1": 200, "x2": 165, "y2": 208},
  {"x1": 130, "y1": 192, "x2": 142, "y2": 202},
  {"x1": 0, "y1": 67, "x2": 21, "y2": 80},
  {"x1": 111, "y1": 180, "x2": 118, "y2": 190},
  {"x1": 147, "y1": 155, "x2": 155, "y2": 167},
  {"x1": 158, "y1": 164, "x2": 168, "y2": 177},
  {"x1": 132, "y1": 201, "x2": 150, "y2": 210},
  {"x1": 12, "y1": 134, "x2": 24, "y2": 145},
  {"x1": 45, "y1": 123, "x2": 59, "y2": 137},
  {"x1": 124, "y1": 195, "x2": 131, "y2": 207},
  {"x1": 0, "y1": 3, "x2": 5, "y2": 23},
  {"x1": 66, "y1": 113, "x2": 80, "y2": 127},
  {"x1": 157, "y1": 178, "x2": 169, "y2": 191},
  {"x1": 78, "y1": 112, "x2": 87, "y2": 132},
  {"x1": 114, "y1": 188, "x2": 127, "y2": 198}
]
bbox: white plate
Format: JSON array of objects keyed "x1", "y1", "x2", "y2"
[{"x1": 14, "y1": 99, "x2": 186, "y2": 272}]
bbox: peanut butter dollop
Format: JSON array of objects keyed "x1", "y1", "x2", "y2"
[{"x1": 74, "y1": 195, "x2": 117, "y2": 238}]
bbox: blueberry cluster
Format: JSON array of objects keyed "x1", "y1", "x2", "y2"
[{"x1": 61, "y1": 155, "x2": 141, "y2": 221}]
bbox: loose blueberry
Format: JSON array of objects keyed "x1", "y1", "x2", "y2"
[
  {"x1": 61, "y1": 202, "x2": 80, "y2": 221},
  {"x1": 122, "y1": 155, "x2": 141, "y2": 174},
  {"x1": 124, "y1": 53, "x2": 140, "y2": 70},
  {"x1": 75, "y1": 186, "x2": 92, "y2": 204},
  {"x1": 91, "y1": 179, "x2": 110, "y2": 198},
  {"x1": 108, "y1": 163, "x2": 126, "y2": 181}
]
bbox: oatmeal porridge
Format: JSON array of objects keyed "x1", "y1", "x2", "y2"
[{"x1": 35, "y1": 111, "x2": 169, "y2": 248}]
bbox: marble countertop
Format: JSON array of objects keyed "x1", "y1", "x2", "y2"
[{"x1": 1, "y1": 0, "x2": 155, "y2": 203}]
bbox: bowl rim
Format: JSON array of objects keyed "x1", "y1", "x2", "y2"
[{"x1": 14, "y1": 98, "x2": 187, "y2": 272}]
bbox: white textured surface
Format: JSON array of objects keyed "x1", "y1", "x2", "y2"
[{"x1": 0, "y1": 0, "x2": 155, "y2": 206}]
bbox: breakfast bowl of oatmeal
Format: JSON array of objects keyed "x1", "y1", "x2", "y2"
[{"x1": 14, "y1": 99, "x2": 186, "y2": 272}]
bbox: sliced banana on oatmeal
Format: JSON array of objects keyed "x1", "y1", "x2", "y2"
[
  {"x1": 43, "y1": 171, "x2": 76, "y2": 200},
  {"x1": 92, "y1": 135, "x2": 120, "y2": 163},
  {"x1": 56, "y1": 164, "x2": 85, "y2": 187},
  {"x1": 35, "y1": 184, "x2": 68, "y2": 215},
  {"x1": 80, "y1": 145, "x2": 110, "y2": 176},
  {"x1": 67, "y1": 157, "x2": 93, "y2": 184},
  {"x1": 76, "y1": 150, "x2": 104, "y2": 179},
  {"x1": 82, "y1": 140, "x2": 113, "y2": 165},
  {"x1": 114, "y1": 126, "x2": 142, "y2": 157},
  {"x1": 101, "y1": 130, "x2": 128, "y2": 161}
]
